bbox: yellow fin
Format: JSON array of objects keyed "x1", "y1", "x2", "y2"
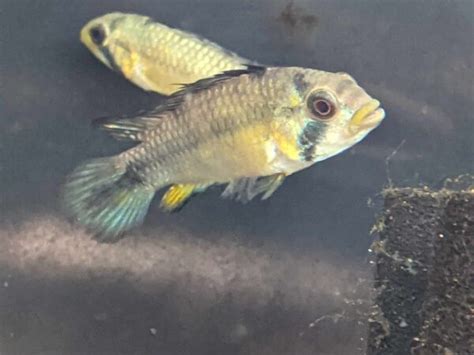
[{"x1": 160, "y1": 184, "x2": 206, "y2": 212}]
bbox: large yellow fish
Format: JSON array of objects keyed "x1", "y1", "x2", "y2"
[
  {"x1": 80, "y1": 12, "x2": 250, "y2": 95},
  {"x1": 63, "y1": 66, "x2": 385, "y2": 242}
]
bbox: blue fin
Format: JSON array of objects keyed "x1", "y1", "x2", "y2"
[{"x1": 62, "y1": 157, "x2": 155, "y2": 242}]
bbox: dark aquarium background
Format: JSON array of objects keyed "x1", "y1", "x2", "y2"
[{"x1": 0, "y1": 1, "x2": 472, "y2": 354}]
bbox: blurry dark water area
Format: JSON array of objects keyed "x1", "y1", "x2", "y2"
[{"x1": 0, "y1": 0, "x2": 472, "y2": 354}]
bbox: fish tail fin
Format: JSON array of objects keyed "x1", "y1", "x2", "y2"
[{"x1": 62, "y1": 157, "x2": 155, "y2": 242}]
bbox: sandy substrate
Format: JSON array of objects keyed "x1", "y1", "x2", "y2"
[{"x1": 0, "y1": 216, "x2": 371, "y2": 355}]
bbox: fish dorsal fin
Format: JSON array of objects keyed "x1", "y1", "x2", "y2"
[
  {"x1": 93, "y1": 112, "x2": 162, "y2": 141},
  {"x1": 177, "y1": 64, "x2": 266, "y2": 95},
  {"x1": 93, "y1": 65, "x2": 266, "y2": 142},
  {"x1": 149, "y1": 65, "x2": 265, "y2": 117}
]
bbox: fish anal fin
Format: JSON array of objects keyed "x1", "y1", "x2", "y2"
[{"x1": 160, "y1": 183, "x2": 208, "y2": 212}]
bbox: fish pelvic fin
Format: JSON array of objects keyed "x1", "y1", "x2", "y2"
[
  {"x1": 62, "y1": 157, "x2": 155, "y2": 242},
  {"x1": 221, "y1": 173, "x2": 286, "y2": 203},
  {"x1": 160, "y1": 183, "x2": 209, "y2": 213}
]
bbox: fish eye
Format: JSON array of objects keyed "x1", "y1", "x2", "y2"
[
  {"x1": 307, "y1": 91, "x2": 337, "y2": 120},
  {"x1": 89, "y1": 25, "x2": 106, "y2": 46}
]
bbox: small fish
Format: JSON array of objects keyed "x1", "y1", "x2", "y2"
[
  {"x1": 80, "y1": 12, "x2": 251, "y2": 95},
  {"x1": 63, "y1": 66, "x2": 385, "y2": 242}
]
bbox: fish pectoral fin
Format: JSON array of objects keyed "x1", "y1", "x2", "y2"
[
  {"x1": 221, "y1": 173, "x2": 286, "y2": 203},
  {"x1": 160, "y1": 183, "x2": 208, "y2": 212}
]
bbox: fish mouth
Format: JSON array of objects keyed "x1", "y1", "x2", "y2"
[
  {"x1": 80, "y1": 23, "x2": 96, "y2": 48},
  {"x1": 349, "y1": 99, "x2": 385, "y2": 132},
  {"x1": 79, "y1": 26, "x2": 88, "y2": 46}
]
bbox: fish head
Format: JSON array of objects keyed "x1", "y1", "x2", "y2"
[
  {"x1": 80, "y1": 13, "x2": 142, "y2": 74},
  {"x1": 291, "y1": 69, "x2": 386, "y2": 163}
]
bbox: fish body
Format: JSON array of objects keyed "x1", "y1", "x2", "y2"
[
  {"x1": 64, "y1": 66, "x2": 385, "y2": 242},
  {"x1": 80, "y1": 12, "x2": 250, "y2": 95}
]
